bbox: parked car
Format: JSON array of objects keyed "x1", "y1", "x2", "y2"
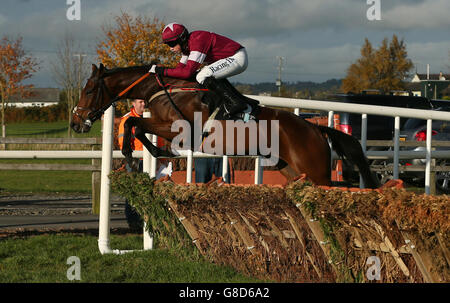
[
  {"x1": 329, "y1": 93, "x2": 450, "y2": 188},
  {"x1": 330, "y1": 93, "x2": 435, "y2": 140},
  {"x1": 398, "y1": 106, "x2": 450, "y2": 193}
]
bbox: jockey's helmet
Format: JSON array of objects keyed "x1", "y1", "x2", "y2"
[{"x1": 162, "y1": 22, "x2": 189, "y2": 46}]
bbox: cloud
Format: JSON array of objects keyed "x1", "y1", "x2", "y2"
[
  {"x1": 239, "y1": 40, "x2": 361, "y2": 82},
  {"x1": 135, "y1": 0, "x2": 369, "y2": 38},
  {"x1": 135, "y1": 0, "x2": 450, "y2": 38},
  {"x1": 407, "y1": 40, "x2": 450, "y2": 73},
  {"x1": 0, "y1": 13, "x2": 6, "y2": 26},
  {"x1": 2, "y1": 0, "x2": 449, "y2": 86},
  {"x1": 378, "y1": 0, "x2": 450, "y2": 30}
]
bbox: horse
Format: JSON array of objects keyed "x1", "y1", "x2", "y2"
[{"x1": 71, "y1": 63, "x2": 380, "y2": 188}]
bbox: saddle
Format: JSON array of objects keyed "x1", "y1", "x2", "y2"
[{"x1": 149, "y1": 74, "x2": 260, "y2": 123}]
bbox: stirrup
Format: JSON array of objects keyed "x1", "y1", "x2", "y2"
[
  {"x1": 232, "y1": 105, "x2": 255, "y2": 122},
  {"x1": 235, "y1": 112, "x2": 255, "y2": 122}
]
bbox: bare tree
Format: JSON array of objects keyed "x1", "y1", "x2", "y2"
[{"x1": 50, "y1": 32, "x2": 89, "y2": 137}]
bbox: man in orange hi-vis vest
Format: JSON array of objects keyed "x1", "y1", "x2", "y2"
[{"x1": 118, "y1": 99, "x2": 145, "y2": 162}]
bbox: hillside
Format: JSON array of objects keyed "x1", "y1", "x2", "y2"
[{"x1": 233, "y1": 79, "x2": 342, "y2": 99}]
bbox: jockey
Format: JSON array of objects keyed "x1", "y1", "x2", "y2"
[{"x1": 149, "y1": 22, "x2": 248, "y2": 118}]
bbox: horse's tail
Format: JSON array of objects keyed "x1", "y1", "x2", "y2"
[{"x1": 316, "y1": 125, "x2": 381, "y2": 189}]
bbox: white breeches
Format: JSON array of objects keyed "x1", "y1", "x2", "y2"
[{"x1": 196, "y1": 48, "x2": 248, "y2": 84}]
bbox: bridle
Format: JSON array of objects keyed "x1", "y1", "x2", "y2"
[{"x1": 72, "y1": 76, "x2": 116, "y2": 127}]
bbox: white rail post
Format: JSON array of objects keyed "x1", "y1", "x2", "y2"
[
  {"x1": 142, "y1": 111, "x2": 151, "y2": 174},
  {"x1": 98, "y1": 106, "x2": 114, "y2": 254},
  {"x1": 150, "y1": 134, "x2": 157, "y2": 178},
  {"x1": 222, "y1": 155, "x2": 229, "y2": 182},
  {"x1": 393, "y1": 116, "x2": 400, "y2": 180},
  {"x1": 142, "y1": 111, "x2": 153, "y2": 250},
  {"x1": 328, "y1": 111, "x2": 334, "y2": 177},
  {"x1": 97, "y1": 106, "x2": 149, "y2": 255},
  {"x1": 328, "y1": 111, "x2": 334, "y2": 128},
  {"x1": 425, "y1": 119, "x2": 432, "y2": 194},
  {"x1": 255, "y1": 156, "x2": 263, "y2": 184},
  {"x1": 360, "y1": 114, "x2": 367, "y2": 188},
  {"x1": 186, "y1": 150, "x2": 193, "y2": 183}
]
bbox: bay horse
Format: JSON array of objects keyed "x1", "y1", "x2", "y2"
[{"x1": 71, "y1": 63, "x2": 380, "y2": 188}]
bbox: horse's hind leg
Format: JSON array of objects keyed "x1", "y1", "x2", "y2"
[
  {"x1": 276, "y1": 113, "x2": 332, "y2": 186},
  {"x1": 276, "y1": 159, "x2": 299, "y2": 183}
]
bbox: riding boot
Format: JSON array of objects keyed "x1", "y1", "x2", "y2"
[{"x1": 203, "y1": 77, "x2": 247, "y2": 118}]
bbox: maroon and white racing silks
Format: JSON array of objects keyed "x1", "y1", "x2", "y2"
[{"x1": 164, "y1": 31, "x2": 243, "y2": 80}]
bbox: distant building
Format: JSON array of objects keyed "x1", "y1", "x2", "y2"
[
  {"x1": 409, "y1": 72, "x2": 450, "y2": 98},
  {"x1": 404, "y1": 82, "x2": 423, "y2": 97},
  {"x1": 258, "y1": 92, "x2": 272, "y2": 96},
  {"x1": 7, "y1": 88, "x2": 60, "y2": 107},
  {"x1": 411, "y1": 72, "x2": 449, "y2": 82}
]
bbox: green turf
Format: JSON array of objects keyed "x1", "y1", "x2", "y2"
[
  {"x1": 0, "y1": 170, "x2": 93, "y2": 193},
  {"x1": 1, "y1": 120, "x2": 103, "y2": 193},
  {"x1": 0, "y1": 234, "x2": 264, "y2": 283},
  {"x1": 5, "y1": 120, "x2": 102, "y2": 138}
]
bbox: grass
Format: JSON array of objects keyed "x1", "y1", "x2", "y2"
[
  {"x1": 0, "y1": 170, "x2": 93, "y2": 193},
  {"x1": 0, "y1": 159, "x2": 94, "y2": 194},
  {"x1": 0, "y1": 233, "x2": 264, "y2": 283},
  {"x1": 5, "y1": 120, "x2": 102, "y2": 138},
  {"x1": 1, "y1": 120, "x2": 103, "y2": 193}
]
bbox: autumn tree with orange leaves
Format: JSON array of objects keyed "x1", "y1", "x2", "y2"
[
  {"x1": 0, "y1": 35, "x2": 40, "y2": 137},
  {"x1": 97, "y1": 13, "x2": 179, "y2": 68},
  {"x1": 341, "y1": 35, "x2": 413, "y2": 94},
  {"x1": 96, "y1": 13, "x2": 179, "y2": 114}
]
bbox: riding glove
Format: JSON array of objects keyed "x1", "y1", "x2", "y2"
[{"x1": 149, "y1": 65, "x2": 165, "y2": 77}]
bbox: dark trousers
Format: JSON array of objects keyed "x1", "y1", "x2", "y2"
[
  {"x1": 125, "y1": 159, "x2": 143, "y2": 230},
  {"x1": 194, "y1": 158, "x2": 230, "y2": 183}
]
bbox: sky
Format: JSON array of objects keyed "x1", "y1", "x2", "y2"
[{"x1": 0, "y1": 0, "x2": 449, "y2": 88}]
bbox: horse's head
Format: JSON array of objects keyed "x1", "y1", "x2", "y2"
[{"x1": 71, "y1": 63, "x2": 114, "y2": 133}]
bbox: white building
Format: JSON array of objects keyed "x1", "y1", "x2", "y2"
[{"x1": 7, "y1": 88, "x2": 60, "y2": 107}]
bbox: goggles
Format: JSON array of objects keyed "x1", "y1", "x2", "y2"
[{"x1": 165, "y1": 39, "x2": 179, "y2": 48}]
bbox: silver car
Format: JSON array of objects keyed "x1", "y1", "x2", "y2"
[{"x1": 399, "y1": 107, "x2": 450, "y2": 193}]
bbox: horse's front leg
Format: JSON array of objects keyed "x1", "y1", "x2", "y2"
[
  {"x1": 122, "y1": 117, "x2": 174, "y2": 162},
  {"x1": 122, "y1": 117, "x2": 139, "y2": 171},
  {"x1": 134, "y1": 125, "x2": 175, "y2": 158}
]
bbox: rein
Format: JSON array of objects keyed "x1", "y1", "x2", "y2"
[{"x1": 154, "y1": 73, "x2": 194, "y2": 122}]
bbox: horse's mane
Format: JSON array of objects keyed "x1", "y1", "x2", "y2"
[
  {"x1": 103, "y1": 64, "x2": 153, "y2": 75},
  {"x1": 103, "y1": 61, "x2": 159, "y2": 75}
]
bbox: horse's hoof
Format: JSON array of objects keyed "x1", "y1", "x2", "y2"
[
  {"x1": 125, "y1": 156, "x2": 134, "y2": 170},
  {"x1": 131, "y1": 162, "x2": 139, "y2": 172}
]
